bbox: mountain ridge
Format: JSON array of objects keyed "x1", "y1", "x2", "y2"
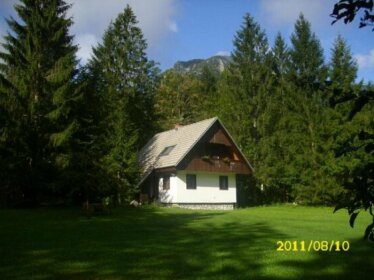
[{"x1": 171, "y1": 55, "x2": 232, "y2": 76}]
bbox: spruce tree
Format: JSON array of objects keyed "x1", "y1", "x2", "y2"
[
  {"x1": 289, "y1": 13, "x2": 327, "y2": 88},
  {"x1": 328, "y1": 34, "x2": 359, "y2": 115},
  {"x1": 272, "y1": 33, "x2": 291, "y2": 83},
  {"x1": 288, "y1": 15, "x2": 342, "y2": 204},
  {"x1": 64, "y1": 66, "x2": 108, "y2": 203},
  {"x1": 329, "y1": 35, "x2": 358, "y2": 92},
  {"x1": 89, "y1": 5, "x2": 158, "y2": 203},
  {"x1": 328, "y1": 35, "x2": 360, "y2": 186},
  {"x1": 329, "y1": 37, "x2": 373, "y2": 240},
  {"x1": 0, "y1": 0, "x2": 78, "y2": 205},
  {"x1": 217, "y1": 14, "x2": 272, "y2": 163},
  {"x1": 254, "y1": 33, "x2": 293, "y2": 202},
  {"x1": 214, "y1": 14, "x2": 274, "y2": 203}
]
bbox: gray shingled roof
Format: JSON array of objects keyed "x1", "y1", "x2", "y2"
[{"x1": 138, "y1": 117, "x2": 218, "y2": 184}]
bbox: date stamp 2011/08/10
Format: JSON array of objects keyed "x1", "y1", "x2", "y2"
[{"x1": 276, "y1": 240, "x2": 350, "y2": 252}]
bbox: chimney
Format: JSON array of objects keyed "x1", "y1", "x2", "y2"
[{"x1": 174, "y1": 123, "x2": 183, "y2": 130}]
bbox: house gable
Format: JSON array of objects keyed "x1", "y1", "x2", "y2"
[
  {"x1": 138, "y1": 117, "x2": 253, "y2": 208},
  {"x1": 137, "y1": 117, "x2": 253, "y2": 187},
  {"x1": 177, "y1": 121, "x2": 252, "y2": 174}
]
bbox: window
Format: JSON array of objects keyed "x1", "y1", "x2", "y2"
[
  {"x1": 159, "y1": 145, "x2": 175, "y2": 156},
  {"x1": 162, "y1": 175, "x2": 170, "y2": 190},
  {"x1": 219, "y1": 176, "x2": 228, "y2": 190},
  {"x1": 186, "y1": 174, "x2": 196, "y2": 189}
]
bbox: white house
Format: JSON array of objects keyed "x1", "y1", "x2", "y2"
[{"x1": 137, "y1": 117, "x2": 253, "y2": 210}]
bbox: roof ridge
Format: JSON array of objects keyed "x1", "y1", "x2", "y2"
[{"x1": 154, "y1": 117, "x2": 218, "y2": 135}]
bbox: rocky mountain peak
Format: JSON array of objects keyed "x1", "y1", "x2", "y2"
[{"x1": 172, "y1": 55, "x2": 232, "y2": 77}]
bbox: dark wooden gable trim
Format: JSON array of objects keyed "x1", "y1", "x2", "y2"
[{"x1": 177, "y1": 120, "x2": 252, "y2": 174}]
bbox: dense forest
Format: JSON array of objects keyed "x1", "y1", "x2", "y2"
[{"x1": 0, "y1": 0, "x2": 372, "y2": 234}]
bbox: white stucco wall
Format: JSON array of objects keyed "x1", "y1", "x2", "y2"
[
  {"x1": 158, "y1": 175, "x2": 178, "y2": 203},
  {"x1": 175, "y1": 171, "x2": 236, "y2": 203},
  {"x1": 158, "y1": 171, "x2": 237, "y2": 204}
]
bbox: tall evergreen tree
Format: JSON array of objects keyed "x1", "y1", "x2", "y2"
[
  {"x1": 213, "y1": 14, "x2": 274, "y2": 204},
  {"x1": 289, "y1": 13, "x2": 327, "y2": 88},
  {"x1": 64, "y1": 66, "x2": 108, "y2": 204},
  {"x1": 88, "y1": 5, "x2": 158, "y2": 203},
  {"x1": 329, "y1": 35, "x2": 358, "y2": 92},
  {"x1": 0, "y1": 0, "x2": 79, "y2": 205},
  {"x1": 328, "y1": 34, "x2": 360, "y2": 115},
  {"x1": 254, "y1": 33, "x2": 293, "y2": 202},
  {"x1": 217, "y1": 14, "x2": 272, "y2": 165},
  {"x1": 272, "y1": 33, "x2": 291, "y2": 83},
  {"x1": 328, "y1": 35, "x2": 360, "y2": 182},
  {"x1": 288, "y1": 14, "x2": 342, "y2": 204},
  {"x1": 328, "y1": 37, "x2": 373, "y2": 240}
]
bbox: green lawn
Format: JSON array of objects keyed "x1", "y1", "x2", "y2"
[{"x1": 0, "y1": 205, "x2": 373, "y2": 279}]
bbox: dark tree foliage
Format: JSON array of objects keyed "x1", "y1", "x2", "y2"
[
  {"x1": 332, "y1": 86, "x2": 374, "y2": 241},
  {"x1": 213, "y1": 14, "x2": 275, "y2": 203},
  {"x1": 289, "y1": 14, "x2": 327, "y2": 88},
  {"x1": 210, "y1": 14, "x2": 346, "y2": 206},
  {"x1": 155, "y1": 70, "x2": 203, "y2": 130},
  {"x1": 271, "y1": 33, "x2": 291, "y2": 80},
  {"x1": 286, "y1": 14, "x2": 343, "y2": 205},
  {"x1": 64, "y1": 66, "x2": 108, "y2": 204},
  {"x1": 88, "y1": 5, "x2": 159, "y2": 204},
  {"x1": 331, "y1": 0, "x2": 374, "y2": 30},
  {"x1": 223, "y1": 13, "x2": 272, "y2": 160},
  {"x1": 329, "y1": 35, "x2": 358, "y2": 92},
  {"x1": 197, "y1": 66, "x2": 218, "y2": 120},
  {"x1": 154, "y1": 64, "x2": 219, "y2": 131},
  {"x1": 0, "y1": 0, "x2": 79, "y2": 206},
  {"x1": 329, "y1": 1, "x2": 374, "y2": 242}
]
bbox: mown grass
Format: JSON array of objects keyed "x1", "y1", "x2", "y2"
[{"x1": 0, "y1": 205, "x2": 373, "y2": 279}]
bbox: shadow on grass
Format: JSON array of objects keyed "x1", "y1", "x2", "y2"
[
  {"x1": 0, "y1": 207, "x2": 285, "y2": 280},
  {"x1": 0, "y1": 207, "x2": 373, "y2": 279}
]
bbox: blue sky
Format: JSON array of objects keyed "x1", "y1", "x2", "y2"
[{"x1": 0, "y1": 0, "x2": 373, "y2": 82}]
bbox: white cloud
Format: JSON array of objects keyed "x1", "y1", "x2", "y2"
[
  {"x1": 355, "y1": 50, "x2": 374, "y2": 69},
  {"x1": 0, "y1": 0, "x2": 178, "y2": 63},
  {"x1": 259, "y1": 0, "x2": 335, "y2": 29},
  {"x1": 215, "y1": 51, "x2": 230, "y2": 56},
  {"x1": 67, "y1": 0, "x2": 178, "y2": 63}
]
